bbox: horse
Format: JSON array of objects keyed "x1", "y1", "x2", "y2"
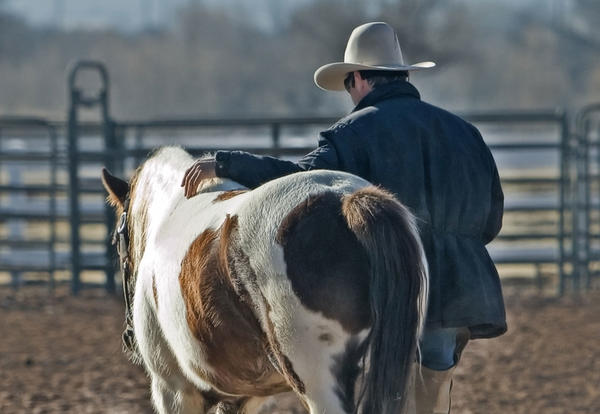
[{"x1": 101, "y1": 146, "x2": 428, "y2": 414}]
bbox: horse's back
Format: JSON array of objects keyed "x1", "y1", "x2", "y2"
[
  {"x1": 232, "y1": 170, "x2": 373, "y2": 339},
  {"x1": 233, "y1": 169, "x2": 373, "y2": 326}
]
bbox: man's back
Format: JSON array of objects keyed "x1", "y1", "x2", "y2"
[
  {"x1": 320, "y1": 81, "x2": 505, "y2": 338},
  {"x1": 328, "y1": 81, "x2": 501, "y2": 240}
]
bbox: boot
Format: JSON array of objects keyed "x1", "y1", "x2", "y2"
[{"x1": 415, "y1": 366, "x2": 455, "y2": 414}]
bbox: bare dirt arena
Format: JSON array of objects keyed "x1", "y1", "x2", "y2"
[{"x1": 1, "y1": 285, "x2": 598, "y2": 414}]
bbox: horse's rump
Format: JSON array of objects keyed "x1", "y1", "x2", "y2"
[{"x1": 274, "y1": 186, "x2": 428, "y2": 413}]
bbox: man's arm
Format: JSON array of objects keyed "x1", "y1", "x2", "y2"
[
  {"x1": 181, "y1": 137, "x2": 340, "y2": 197},
  {"x1": 215, "y1": 140, "x2": 339, "y2": 188}
]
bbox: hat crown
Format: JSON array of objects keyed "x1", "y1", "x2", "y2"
[
  {"x1": 313, "y1": 21, "x2": 434, "y2": 91},
  {"x1": 343, "y1": 22, "x2": 404, "y2": 67}
]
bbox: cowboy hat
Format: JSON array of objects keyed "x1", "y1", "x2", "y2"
[{"x1": 314, "y1": 22, "x2": 435, "y2": 91}]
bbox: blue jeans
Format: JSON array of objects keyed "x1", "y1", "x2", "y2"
[{"x1": 420, "y1": 327, "x2": 470, "y2": 371}]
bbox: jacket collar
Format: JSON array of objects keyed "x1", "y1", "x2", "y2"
[{"x1": 353, "y1": 80, "x2": 421, "y2": 112}]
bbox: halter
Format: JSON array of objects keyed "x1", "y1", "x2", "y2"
[{"x1": 115, "y1": 199, "x2": 137, "y2": 355}]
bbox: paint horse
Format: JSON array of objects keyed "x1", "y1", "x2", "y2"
[{"x1": 101, "y1": 146, "x2": 428, "y2": 414}]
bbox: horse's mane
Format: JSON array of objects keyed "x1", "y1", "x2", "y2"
[{"x1": 131, "y1": 146, "x2": 243, "y2": 196}]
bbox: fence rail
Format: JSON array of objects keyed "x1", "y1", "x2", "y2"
[
  {"x1": 0, "y1": 117, "x2": 59, "y2": 289},
  {"x1": 0, "y1": 61, "x2": 596, "y2": 296}
]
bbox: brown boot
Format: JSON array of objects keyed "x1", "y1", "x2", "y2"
[{"x1": 415, "y1": 366, "x2": 455, "y2": 414}]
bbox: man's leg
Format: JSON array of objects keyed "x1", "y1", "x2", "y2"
[{"x1": 415, "y1": 327, "x2": 470, "y2": 414}]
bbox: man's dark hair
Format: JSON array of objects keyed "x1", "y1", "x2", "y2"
[{"x1": 359, "y1": 70, "x2": 409, "y2": 87}]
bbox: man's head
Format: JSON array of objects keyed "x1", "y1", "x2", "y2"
[
  {"x1": 314, "y1": 22, "x2": 434, "y2": 92},
  {"x1": 343, "y1": 70, "x2": 410, "y2": 104}
]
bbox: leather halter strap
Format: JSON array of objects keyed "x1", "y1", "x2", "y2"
[{"x1": 116, "y1": 199, "x2": 136, "y2": 354}]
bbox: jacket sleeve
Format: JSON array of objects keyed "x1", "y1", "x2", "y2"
[
  {"x1": 482, "y1": 160, "x2": 504, "y2": 244},
  {"x1": 214, "y1": 136, "x2": 340, "y2": 189}
]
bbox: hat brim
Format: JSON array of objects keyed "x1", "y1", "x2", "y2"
[{"x1": 314, "y1": 61, "x2": 436, "y2": 91}]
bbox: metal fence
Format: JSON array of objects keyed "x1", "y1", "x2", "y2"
[
  {"x1": 573, "y1": 103, "x2": 600, "y2": 292},
  {"x1": 0, "y1": 60, "x2": 596, "y2": 296},
  {"x1": 0, "y1": 118, "x2": 60, "y2": 288}
]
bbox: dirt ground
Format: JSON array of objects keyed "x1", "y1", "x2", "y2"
[{"x1": 1, "y1": 285, "x2": 598, "y2": 414}]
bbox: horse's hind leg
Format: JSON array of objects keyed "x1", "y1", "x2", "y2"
[{"x1": 270, "y1": 310, "x2": 362, "y2": 414}]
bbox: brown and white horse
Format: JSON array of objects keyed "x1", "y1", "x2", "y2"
[{"x1": 102, "y1": 146, "x2": 428, "y2": 414}]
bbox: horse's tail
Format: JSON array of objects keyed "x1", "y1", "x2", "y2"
[{"x1": 341, "y1": 186, "x2": 429, "y2": 414}]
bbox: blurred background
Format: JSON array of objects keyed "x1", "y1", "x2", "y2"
[
  {"x1": 1, "y1": 0, "x2": 600, "y2": 117},
  {"x1": 0, "y1": 1, "x2": 599, "y2": 413}
]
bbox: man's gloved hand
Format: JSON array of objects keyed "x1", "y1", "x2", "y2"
[{"x1": 181, "y1": 159, "x2": 217, "y2": 199}]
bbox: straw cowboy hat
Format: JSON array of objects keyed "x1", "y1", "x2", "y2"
[{"x1": 314, "y1": 22, "x2": 435, "y2": 91}]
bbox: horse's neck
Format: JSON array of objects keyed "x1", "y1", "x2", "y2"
[
  {"x1": 136, "y1": 154, "x2": 242, "y2": 205},
  {"x1": 132, "y1": 163, "x2": 244, "y2": 234}
]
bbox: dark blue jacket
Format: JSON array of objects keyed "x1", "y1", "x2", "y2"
[{"x1": 215, "y1": 81, "x2": 506, "y2": 339}]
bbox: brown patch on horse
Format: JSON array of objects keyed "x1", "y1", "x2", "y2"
[
  {"x1": 213, "y1": 190, "x2": 248, "y2": 203},
  {"x1": 178, "y1": 215, "x2": 289, "y2": 396},
  {"x1": 276, "y1": 191, "x2": 371, "y2": 334},
  {"x1": 219, "y1": 217, "x2": 306, "y2": 395},
  {"x1": 152, "y1": 274, "x2": 158, "y2": 309}
]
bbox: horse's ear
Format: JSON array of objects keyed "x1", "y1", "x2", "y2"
[{"x1": 101, "y1": 168, "x2": 129, "y2": 208}]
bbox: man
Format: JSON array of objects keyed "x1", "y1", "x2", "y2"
[{"x1": 181, "y1": 22, "x2": 506, "y2": 414}]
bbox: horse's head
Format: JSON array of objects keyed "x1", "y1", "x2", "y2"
[{"x1": 101, "y1": 167, "x2": 139, "y2": 357}]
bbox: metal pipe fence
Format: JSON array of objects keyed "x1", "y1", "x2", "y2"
[
  {"x1": 574, "y1": 104, "x2": 600, "y2": 292},
  {"x1": 0, "y1": 61, "x2": 596, "y2": 296},
  {"x1": 0, "y1": 110, "x2": 577, "y2": 296},
  {"x1": 0, "y1": 117, "x2": 60, "y2": 289}
]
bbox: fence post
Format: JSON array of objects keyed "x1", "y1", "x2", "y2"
[
  {"x1": 572, "y1": 120, "x2": 586, "y2": 295},
  {"x1": 559, "y1": 112, "x2": 569, "y2": 296},
  {"x1": 582, "y1": 118, "x2": 591, "y2": 293},
  {"x1": 7, "y1": 162, "x2": 24, "y2": 290},
  {"x1": 67, "y1": 82, "x2": 81, "y2": 294},
  {"x1": 575, "y1": 103, "x2": 600, "y2": 292},
  {"x1": 48, "y1": 125, "x2": 58, "y2": 292}
]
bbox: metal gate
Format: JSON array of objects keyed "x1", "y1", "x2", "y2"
[
  {"x1": 574, "y1": 103, "x2": 600, "y2": 292},
  {"x1": 67, "y1": 61, "x2": 123, "y2": 293}
]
